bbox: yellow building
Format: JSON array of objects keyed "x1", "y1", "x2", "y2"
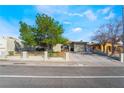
[{"x1": 90, "y1": 42, "x2": 123, "y2": 55}]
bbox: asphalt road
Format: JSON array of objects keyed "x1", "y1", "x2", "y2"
[{"x1": 1, "y1": 65, "x2": 124, "y2": 88}]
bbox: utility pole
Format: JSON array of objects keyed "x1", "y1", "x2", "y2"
[{"x1": 121, "y1": 5, "x2": 124, "y2": 62}]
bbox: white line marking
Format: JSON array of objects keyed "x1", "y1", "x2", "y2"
[{"x1": 0, "y1": 75, "x2": 124, "y2": 78}]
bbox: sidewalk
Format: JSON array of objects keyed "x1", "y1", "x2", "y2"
[
  {"x1": 0, "y1": 60, "x2": 80, "y2": 66},
  {"x1": 0, "y1": 59, "x2": 124, "y2": 67},
  {"x1": 0, "y1": 55, "x2": 66, "y2": 62}
]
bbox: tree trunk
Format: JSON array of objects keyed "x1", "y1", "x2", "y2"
[
  {"x1": 49, "y1": 44, "x2": 53, "y2": 52},
  {"x1": 46, "y1": 44, "x2": 53, "y2": 52},
  {"x1": 111, "y1": 42, "x2": 115, "y2": 56},
  {"x1": 45, "y1": 44, "x2": 49, "y2": 51}
]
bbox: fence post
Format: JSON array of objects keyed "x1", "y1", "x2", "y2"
[
  {"x1": 121, "y1": 53, "x2": 124, "y2": 63},
  {"x1": 65, "y1": 52, "x2": 69, "y2": 61},
  {"x1": 22, "y1": 51, "x2": 28, "y2": 60},
  {"x1": 44, "y1": 51, "x2": 48, "y2": 61}
]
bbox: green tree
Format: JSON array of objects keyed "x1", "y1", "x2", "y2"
[
  {"x1": 19, "y1": 21, "x2": 36, "y2": 46},
  {"x1": 19, "y1": 13, "x2": 68, "y2": 50}
]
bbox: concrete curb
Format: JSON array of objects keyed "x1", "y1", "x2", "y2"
[
  {"x1": 0, "y1": 59, "x2": 124, "y2": 67},
  {"x1": 1, "y1": 64, "x2": 124, "y2": 67},
  {"x1": 0, "y1": 62, "x2": 124, "y2": 67},
  {"x1": 0, "y1": 62, "x2": 81, "y2": 67}
]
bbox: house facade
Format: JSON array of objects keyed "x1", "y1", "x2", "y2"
[
  {"x1": 53, "y1": 44, "x2": 62, "y2": 52},
  {"x1": 70, "y1": 41, "x2": 88, "y2": 52},
  {"x1": 90, "y1": 41, "x2": 123, "y2": 55},
  {"x1": 0, "y1": 37, "x2": 23, "y2": 55}
]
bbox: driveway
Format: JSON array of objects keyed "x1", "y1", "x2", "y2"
[{"x1": 69, "y1": 52, "x2": 123, "y2": 66}]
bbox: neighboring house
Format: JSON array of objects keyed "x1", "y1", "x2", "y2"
[
  {"x1": 0, "y1": 37, "x2": 23, "y2": 55},
  {"x1": 90, "y1": 41, "x2": 123, "y2": 55},
  {"x1": 53, "y1": 44, "x2": 62, "y2": 52},
  {"x1": 70, "y1": 41, "x2": 88, "y2": 52},
  {"x1": 34, "y1": 44, "x2": 62, "y2": 52},
  {"x1": 51, "y1": 41, "x2": 88, "y2": 53}
]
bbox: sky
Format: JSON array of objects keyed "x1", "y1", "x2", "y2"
[{"x1": 0, "y1": 5, "x2": 122, "y2": 42}]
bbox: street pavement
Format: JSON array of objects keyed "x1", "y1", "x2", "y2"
[
  {"x1": 1, "y1": 65, "x2": 124, "y2": 87},
  {"x1": 0, "y1": 53, "x2": 124, "y2": 88}
]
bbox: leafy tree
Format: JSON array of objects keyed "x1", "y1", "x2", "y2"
[
  {"x1": 19, "y1": 21, "x2": 36, "y2": 46},
  {"x1": 19, "y1": 13, "x2": 68, "y2": 51},
  {"x1": 92, "y1": 19, "x2": 122, "y2": 55},
  {"x1": 106, "y1": 20, "x2": 122, "y2": 55}
]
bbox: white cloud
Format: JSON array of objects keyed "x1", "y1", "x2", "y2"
[
  {"x1": 66, "y1": 10, "x2": 97, "y2": 21},
  {"x1": 104, "y1": 11, "x2": 115, "y2": 20},
  {"x1": 0, "y1": 17, "x2": 19, "y2": 38},
  {"x1": 36, "y1": 5, "x2": 84, "y2": 17},
  {"x1": 66, "y1": 12, "x2": 83, "y2": 17},
  {"x1": 36, "y1": 6, "x2": 97, "y2": 21},
  {"x1": 83, "y1": 10, "x2": 97, "y2": 21},
  {"x1": 63, "y1": 21, "x2": 71, "y2": 25},
  {"x1": 98, "y1": 7, "x2": 111, "y2": 14},
  {"x1": 35, "y1": 5, "x2": 69, "y2": 15},
  {"x1": 72, "y1": 27, "x2": 82, "y2": 32},
  {"x1": 36, "y1": 6, "x2": 56, "y2": 14}
]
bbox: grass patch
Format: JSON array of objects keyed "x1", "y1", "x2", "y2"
[
  {"x1": 8, "y1": 51, "x2": 14, "y2": 56},
  {"x1": 0, "y1": 58, "x2": 7, "y2": 61},
  {"x1": 48, "y1": 52, "x2": 65, "y2": 57}
]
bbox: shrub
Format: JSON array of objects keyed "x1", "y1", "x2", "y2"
[
  {"x1": 48, "y1": 52, "x2": 65, "y2": 57},
  {"x1": 8, "y1": 51, "x2": 14, "y2": 56}
]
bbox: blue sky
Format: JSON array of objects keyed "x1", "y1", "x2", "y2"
[{"x1": 0, "y1": 5, "x2": 122, "y2": 42}]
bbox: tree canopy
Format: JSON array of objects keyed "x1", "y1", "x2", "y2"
[
  {"x1": 19, "y1": 21, "x2": 36, "y2": 46},
  {"x1": 92, "y1": 20, "x2": 122, "y2": 44},
  {"x1": 92, "y1": 19, "x2": 122, "y2": 55},
  {"x1": 19, "y1": 13, "x2": 68, "y2": 49}
]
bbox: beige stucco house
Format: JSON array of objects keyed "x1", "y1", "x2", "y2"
[
  {"x1": 0, "y1": 36, "x2": 23, "y2": 55},
  {"x1": 53, "y1": 44, "x2": 62, "y2": 52},
  {"x1": 70, "y1": 41, "x2": 88, "y2": 52}
]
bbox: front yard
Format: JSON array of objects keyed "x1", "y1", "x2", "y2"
[
  {"x1": 0, "y1": 51, "x2": 67, "y2": 62},
  {"x1": 48, "y1": 51, "x2": 65, "y2": 57}
]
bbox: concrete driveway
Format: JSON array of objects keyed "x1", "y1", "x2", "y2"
[{"x1": 69, "y1": 53, "x2": 122, "y2": 66}]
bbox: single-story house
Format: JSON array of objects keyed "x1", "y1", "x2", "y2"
[
  {"x1": 90, "y1": 41, "x2": 124, "y2": 55},
  {"x1": 70, "y1": 41, "x2": 88, "y2": 52},
  {"x1": 53, "y1": 44, "x2": 62, "y2": 52},
  {"x1": 0, "y1": 36, "x2": 23, "y2": 55}
]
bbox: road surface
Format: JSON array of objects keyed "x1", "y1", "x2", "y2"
[{"x1": 1, "y1": 65, "x2": 124, "y2": 88}]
